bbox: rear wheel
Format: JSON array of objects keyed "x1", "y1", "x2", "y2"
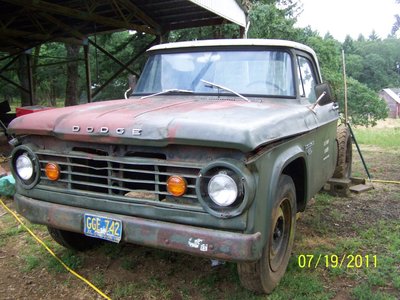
[
  {"x1": 237, "y1": 175, "x2": 296, "y2": 293},
  {"x1": 333, "y1": 124, "x2": 352, "y2": 178},
  {"x1": 47, "y1": 226, "x2": 103, "y2": 251}
]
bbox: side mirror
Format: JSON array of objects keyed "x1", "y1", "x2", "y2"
[
  {"x1": 314, "y1": 83, "x2": 334, "y2": 106},
  {"x1": 128, "y1": 74, "x2": 138, "y2": 91}
]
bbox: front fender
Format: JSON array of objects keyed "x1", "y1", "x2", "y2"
[{"x1": 245, "y1": 139, "x2": 307, "y2": 247}]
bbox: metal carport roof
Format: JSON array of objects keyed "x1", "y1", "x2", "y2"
[{"x1": 0, "y1": 0, "x2": 247, "y2": 54}]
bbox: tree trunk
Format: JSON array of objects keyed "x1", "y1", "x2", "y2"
[
  {"x1": 65, "y1": 43, "x2": 80, "y2": 107},
  {"x1": 17, "y1": 54, "x2": 32, "y2": 107},
  {"x1": 32, "y1": 45, "x2": 41, "y2": 102}
]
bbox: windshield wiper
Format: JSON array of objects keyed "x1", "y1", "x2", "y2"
[
  {"x1": 201, "y1": 79, "x2": 250, "y2": 102},
  {"x1": 140, "y1": 89, "x2": 194, "y2": 100}
]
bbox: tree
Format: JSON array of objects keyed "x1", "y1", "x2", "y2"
[
  {"x1": 65, "y1": 43, "x2": 80, "y2": 106},
  {"x1": 247, "y1": 1, "x2": 302, "y2": 40},
  {"x1": 342, "y1": 35, "x2": 355, "y2": 53},
  {"x1": 392, "y1": 0, "x2": 400, "y2": 35},
  {"x1": 33, "y1": 42, "x2": 66, "y2": 106},
  {"x1": 344, "y1": 38, "x2": 400, "y2": 91},
  {"x1": 368, "y1": 30, "x2": 380, "y2": 41},
  {"x1": 345, "y1": 54, "x2": 364, "y2": 79},
  {"x1": 357, "y1": 34, "x2": 366, "y2": 42},
  {"x1": 343, "y1": 78, "x2": 388, "y2": 126},
  {"x1": 17, "y1": 53, "x2": 34, "y2": 106}
]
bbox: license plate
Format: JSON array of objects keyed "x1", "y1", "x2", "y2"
[{"x1": 84, "y1": 214, "x2": 122, "y2": 243}]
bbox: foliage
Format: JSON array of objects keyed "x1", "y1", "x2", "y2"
[
  {"x1": 247, "y1": 1, "x2": 301, "y2": 40},
  {"x1": 344, "y1": 37, "x2": 400, "y2": 91},
  {"x1": 392, "y1": 0, "x2": 400, "y2": 35},
  {"x1": 342, "y1": 78, "x2": 388, "y2": 126}
]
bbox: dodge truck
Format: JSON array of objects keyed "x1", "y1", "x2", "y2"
[{"x1": 8, "y1": 39, "x2": 351, "y2": 293}]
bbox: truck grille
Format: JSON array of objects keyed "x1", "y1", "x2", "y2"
[{"x1": 36, "y1": 149, "x2": 201, "y2": 205}]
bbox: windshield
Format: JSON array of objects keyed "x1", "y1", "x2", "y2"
[{"x1": 134, "y1": 50, "x2": 295, "y2": 97}]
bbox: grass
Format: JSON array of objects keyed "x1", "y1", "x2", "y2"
[
  {"x1": 352, "y1": 124, "x2": 400, "y2": 148},
  {"x1": 47, "y1": 249, "x2": 83, "y2": 273},
  {"x1": 296, "y1": 203, "x2": 400, "y2": 299},
  {"x1": 352, "y1": 283, "x2": 398, "y2": 300},
  {"x1": 3, "y1": 209, "x2": 396, "y2": 300},
  {"x1": 97, "y1": 241, "x2": 124, "y2": 258},
  {"x1": 120, "y1": 256, "x2": 139, "y2": 271},
  {"x1": 270, "y1": 260, "x2": 332, "y2": 300},
  {"x1": 0, "y1": 214, "x2": 25, "y2": 238},
  {"x1": 22, "y1": 254, "x2": 41, "y2": 271},
  {"x1": 91, "y1": 273, "x2": 106, "y2": 290},
  {"x1": 113, "y1": 283, "x2": 140, "y2": 299}
]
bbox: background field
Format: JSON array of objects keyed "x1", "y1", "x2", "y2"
[{"x1": 0, "y1": 120, "x2": 399, "y2": 300}]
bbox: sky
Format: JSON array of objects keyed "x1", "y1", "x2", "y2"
[{"x1": 295, "y1": 0, "x2": 399, "y2": 41}]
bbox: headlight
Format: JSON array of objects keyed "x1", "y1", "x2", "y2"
[
  {"x1": 16, "y1": 153, "x2": 34, "y2": 180},
  {"x1": 196, "y1": 159, "x2": 256, "y2": 218},
  {"x1": 11, "y1": 145, "x2": 40, "y2": 189},
  {"x1": 208, "y1": 172, "x2": 238, "y2": 206}
]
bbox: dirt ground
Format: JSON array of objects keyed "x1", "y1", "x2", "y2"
[{"x1": 0, "y1": 125, "x2": 399, "y2": 300}]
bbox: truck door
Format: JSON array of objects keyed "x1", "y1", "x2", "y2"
[{"x1": 297, "y1": 54, "x2": 338, "y2": 194}]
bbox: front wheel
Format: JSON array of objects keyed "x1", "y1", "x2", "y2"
[
  {"x1": 47, "y1": 226, "x2": 103, "y2": 251},
  {"x1": 237, "y1": 175, "x2": 296, "y2": 293}
]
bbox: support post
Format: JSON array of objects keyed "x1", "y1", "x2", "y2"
[
  {"x1": 158, "y1": 31, "x2": 170, "y2": 44},
  {"x1": 83, "y1": 39, "x2": 92, "y2": 103},
  {"x1": 26, "y1": 50, "x2": 34, "y2": 106},
  {"x1": 342, "y1": 49, "x2": 348, "y2": 126}
]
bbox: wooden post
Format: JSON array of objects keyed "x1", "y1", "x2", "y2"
[
  {"x1": 83, "y1": 39, "x2": 92, "y2": 103},
  {"x1": 342, "y1": 49, "x2": 348, "y2": 126},
  {"x1": 25, "y1": 49, "x2": 34, "y2": 106}
]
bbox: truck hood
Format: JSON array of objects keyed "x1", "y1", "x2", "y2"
[{"x1": 8, "y1": 97, "x2": 320, "y2": 152}]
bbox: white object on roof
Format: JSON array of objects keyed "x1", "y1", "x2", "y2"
[{"x1": 189, "y1": 0, "x2": 246, "y2": 27}]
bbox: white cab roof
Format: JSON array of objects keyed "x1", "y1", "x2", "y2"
[{"x1": 149, "y1": 39, "x2": 317, "y2": 57}]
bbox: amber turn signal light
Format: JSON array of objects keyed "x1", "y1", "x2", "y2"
[
  {"x1": 45, "y1": 162, "x2": 60, "y2": 181},
  {"x1": 167, "y1": 175, "x2": 187, "y2": 197}
]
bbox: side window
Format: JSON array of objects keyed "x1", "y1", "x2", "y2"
[{"x1": 297, "y1": 56, "x2": 317, "y2": 102}]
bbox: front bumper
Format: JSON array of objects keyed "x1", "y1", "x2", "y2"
[{"x1": 14, "y1": 193, "x2": 262, "y2": 262}]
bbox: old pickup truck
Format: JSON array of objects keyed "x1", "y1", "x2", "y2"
[{"x1": 8, "y1": 39, "x2": 351, "y2": 293}]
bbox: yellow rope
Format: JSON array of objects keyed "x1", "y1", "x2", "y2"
[
  {"x1": 0, "y1": 198, "x2": 111, "y2": 300},
  {"x1": 369, "y1": 179, "x2": 400, "y2": 185}
]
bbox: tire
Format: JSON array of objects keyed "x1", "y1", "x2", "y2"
[
  {"x1": 333, "y1": 124, "x2": 352, "y2": 178},
  {"x1": 237, "y1": 175, "x2": 296, "y2": 294},
  {"x1": 47, "y1": 226, "x2": 103, "y2": 251}
]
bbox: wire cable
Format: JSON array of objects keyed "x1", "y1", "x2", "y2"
[{"x1": 0, "y1": 198, "x2": 111, "y2": 300}]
